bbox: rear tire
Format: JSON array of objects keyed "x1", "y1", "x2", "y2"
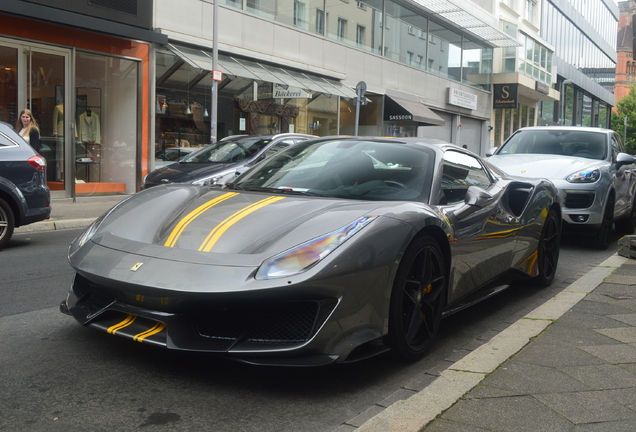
[
  {"x1": 588, "y1": 195, "x2": 614, "y2": 250},
  {"x1": 386, "y1": 236, "x2": 446, "y2": 361},
  {"x1": 615, "y1": 198, "x2": 636, "y2": 234},
  {"x1": 0, "y1": 197, "x2": 15, "y2": 249},
  {"x1": 534, "y1": 209, "x2": 560, "y2": 287}
]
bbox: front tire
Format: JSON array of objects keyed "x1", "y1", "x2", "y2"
[
  {"x1": 588, "y1": 194, "x2": 614, "y2": 250},
  {"x1": 386, "y1": 236, "x2": 446, "y2": 360},
  {"x1": 534, "y1": 209, "x2": 560, "y2": 287},
  {"x1": 0, "y1": 197, "x2": 15, "y2": 249},
  {"x1": 615, "y1": 197, "x2": 636, "y2": 234}
]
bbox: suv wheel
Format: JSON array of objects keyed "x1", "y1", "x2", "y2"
[
  {"x1": 588, "y1": 194, "x2": 614, "y2": 250},
  {"x1": 0, "y1": 197, "x2": 15, "y2": 249}
]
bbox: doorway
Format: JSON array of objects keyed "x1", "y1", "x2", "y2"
[{"x1": 0, "y1": 38, "x2": 71, "y2": 198}]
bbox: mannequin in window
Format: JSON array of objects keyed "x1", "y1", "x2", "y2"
[{"x1": 15, "y1": 109, "x2": 41, "y2": 152}]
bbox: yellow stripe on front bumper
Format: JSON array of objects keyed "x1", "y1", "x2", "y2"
[
  {"x1": 164, "y1": 192, "x2": 239, "y2": 248},
  {"x1": 107, "y1": 314, "x2": 137, "y2": 335},
  {"x1": 199, "y1": 196, "x2": 286, "y2": 252},
  {"x1": 133, "y1": 322, "x2": 167, "y2": 342}
]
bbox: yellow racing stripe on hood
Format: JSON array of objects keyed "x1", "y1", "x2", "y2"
[
  {"x1": 164, "y1": 192, "x2": 239, "y2": 248},
  {"x1": 199, "y1": 196, "x2": 286, "y2": 252}
]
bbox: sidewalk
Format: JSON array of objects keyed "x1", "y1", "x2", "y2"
[
  {"x1": 15, "y1": 197, "x2": 636, "y2": 431},
  {"x1": 14, "y1": 195, "x2": 128, "y2": 233},
  {"x1": 352, "y1": 253, "x2": 636, "y2": 432}
]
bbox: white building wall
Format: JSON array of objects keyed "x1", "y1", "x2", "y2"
[{"x1": 154, "y1": 0, "x2": 493, "y2": 120}]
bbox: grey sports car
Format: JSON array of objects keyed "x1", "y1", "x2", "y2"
[{"x1": 61, "y1": 137, "x2": 561, "y2": 366}]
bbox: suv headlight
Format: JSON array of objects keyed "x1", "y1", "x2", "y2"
[
  {"x1": 567, "y1": 168, "x2": 600, "y2": 183},
  {"x1": 255, "y1": 216, "x2": 377, "y2": 280},
  {"x1": 191, "y1": 169, "x2": 237, "y2": 187}
]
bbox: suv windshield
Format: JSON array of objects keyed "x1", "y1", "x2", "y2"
[
  {"x1": 182, "y1": 137, "x2": 272, "y2": 163},
  {"x1": 232, "y1": 138, "x2": 434, "y2": 202},
  {"x1": 498, "y1": 130, "x2": 607, "y2": 160}
]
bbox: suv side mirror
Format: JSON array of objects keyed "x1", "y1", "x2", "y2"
[
  {"x1": 485, "y1": 147, "x2": 498, "y2": 157},
  {"x1": 616, "y1": 153, "x2": 636, "y2": 169}
]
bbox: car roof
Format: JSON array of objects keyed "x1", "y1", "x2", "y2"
[{"x1": 515, "y1": 126, "x2": 613, "y2": 134}]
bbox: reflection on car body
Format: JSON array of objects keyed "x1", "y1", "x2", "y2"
[{"x1": 62, "y1": 137, "x2": 561, "y2": 366}]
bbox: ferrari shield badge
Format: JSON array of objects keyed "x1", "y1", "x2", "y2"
[{"x1": 130, "y1": 262, "x2": 144, "y2": 272}]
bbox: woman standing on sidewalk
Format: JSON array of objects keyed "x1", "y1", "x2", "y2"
[{"x1": 15, "y1": 109, "x2": 41, "y2": 153}]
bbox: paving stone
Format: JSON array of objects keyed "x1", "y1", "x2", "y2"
[
  {"x1": 574, "y1": 297, "x2": 636, "y2": 315},
  {"x1": 572, "y1": 420, "x2": 636, "y2": 432},
  {"x1": 604, "y1": 274, "x2": 636, "y2": 285},
  {"x1": 464, "y1": 384, "x2": 524, "y2": 399},
  {"x1": 534, "y1": 391, "x2": 636, "y2": 424},
  {"x1": 557, "y1": 309, "x2": 633, "y2": 329},
  {"x1": 344, "y1": 405, "x2": 385, "y2": 428},
  {"x1": 439, "y1": 395, "x2": 572, "y2": 432},
  {"x1": 510, "y1": 341, "x2": 606, "y2": 367},
  {"x1": 331, "y1": 424, "x2": 358, "y2": 432},
  {"x1": 377, "y1": 388, "x2": 417, "y2": 408},
  {"x1": 403, "y1": 373, "x2": 436, "y2": 392},
  {"x1": 602, "y1": 387, "x2": 636, "y2": 410},
  {"x1": 422, "y1": 418, "x2": 491, "y2": 431},
  {"x1": 478, "y1": 361, "x2": 589, "y2": 394},
  {"x1": 558, "y1": 364, "x2": 636, "y2": 390},
  {"x1": 580, "y1": 344, "x2": 636, "y2": 364},
  {"x1": 607, "y1": 313, "x2": 636, "y2": 326},
  {"x1": 595, "y1": 327, "x2": 636, "y2": 343}
]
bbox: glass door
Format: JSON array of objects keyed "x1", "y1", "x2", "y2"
[{"x1": 26, "y1": 48, "x2": 70, "y2": 198}]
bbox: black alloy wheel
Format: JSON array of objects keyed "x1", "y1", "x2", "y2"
[
  {"x1": 386, "y1": 235, "x2": 446, "y2": 360},
  {"x1": 615, "y1": 197, "x2": 636, "y2": 234},
  {"x1": 0, "y1": 197, "x2": 15, "y2": 249},
  {"x1": 535, "y1": 209, "x2": 560, "y2": 287},
  {"x1": 589, "y1": 194, "x2": 614, "y2": 250}
]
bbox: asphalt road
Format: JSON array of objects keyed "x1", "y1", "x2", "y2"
[{"x1": 0, "y1": 228, "x2": 621, "y2": 432}]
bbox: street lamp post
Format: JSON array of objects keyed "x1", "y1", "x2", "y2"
[{"x1": 211, "y1": 0, "x2": 219, "y2": 143}]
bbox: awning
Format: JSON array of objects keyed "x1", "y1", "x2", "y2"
[
  {"x1": 384, "y1": 96, "x2": 445, "y2": 126},
  {"x1": 166, "y1": 44, "x2": 357, "y2": 99}
]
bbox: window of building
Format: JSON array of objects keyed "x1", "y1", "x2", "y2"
[
  {"x1": 337, "y1": 18, "x2": 347, "y2": 41},
  {"x1": 293, "y1": 1, "x2": 306, "y2": 29},
  {"x1": 356, "y1": 25, "x2": 365, "y2": 47},
  {"x1": 502, "y1": 21, "x2": 517, "y2": 73},
  {"x1": 315, "y1": 9, "x2": 324, "y2": 34}
]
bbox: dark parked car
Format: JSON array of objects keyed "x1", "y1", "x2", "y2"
[
  {"x1": 62, "y1": 137, "x2": 560, "y2": 366},
  {"x1": 487, "y1": 126, "x2": 636, "y2": 249},
  {"x1": 0, "y1": 121, "x2": 51, "y2": 248},
  {"x1": 143, "y1": 133, "x2": 313, "y2": 188}
]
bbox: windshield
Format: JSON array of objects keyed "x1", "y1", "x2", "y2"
[
  {"x1": 498, "y1": 130, "x2": 607, "y2": 160},
  {"x1": 232, "y1": 138, "x2": 434, "y2": 202},
  {"x1": 182, "y1": 137, "x2": 272, "y2": 163}
]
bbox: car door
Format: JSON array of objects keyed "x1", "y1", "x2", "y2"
[
  {"x1": 440, "y1": 150, "x2": 517, "y2": 302},
  {"x1": 610, "y1": 133, "x2": 633, "y2": 217}
]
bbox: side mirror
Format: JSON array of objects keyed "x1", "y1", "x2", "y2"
[
  {"x1": 453, "y1": 186, "x2": 494, "y2": 219},
  {"x1": 616, "y1": 153, "x2": 636, "y2": 169},
  {"x1": 485, "y1": 147, "x2": 498, "y2": 157}
]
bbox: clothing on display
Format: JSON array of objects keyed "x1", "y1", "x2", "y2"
[
  {"x1": 53, "y1": 104, "x2": 64, "y2": 136},
  {"x1": 78, "y1": 110, "x2": 101, "y2": 143}
]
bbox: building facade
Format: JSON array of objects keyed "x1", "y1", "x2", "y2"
[
  {"x1": 1, "y1": 0, "x2": 167, "y2": 198},
  {"x1": 537, "y1": 0, "x2": 617, "y2": 129},
  {"x1": 616, "y1": 1, "x2": 636, "y2": 103},
  {"x1": 153, "y1": 0, "x2": 517, "y2": 161}
]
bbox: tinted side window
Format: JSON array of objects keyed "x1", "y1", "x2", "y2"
[
  {"x1": 441, "y1": 151, "x2": 492, "y2": 204},
  {"x1": 0, "y1": 131, "x2": 20, "y2": 148}
]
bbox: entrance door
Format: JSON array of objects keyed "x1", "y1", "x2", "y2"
[{"x1": 0, "y1": 38, "x2": 71, "y2": 198}]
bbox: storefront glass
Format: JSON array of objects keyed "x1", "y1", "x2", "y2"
[
  {"x1": 75, "y1": 52, "x2": 139, "y2": 195},
  {"x1": 339, "y1": 94, "x2": 382, "y2": 136},
  {"x1": 0, "y1": 46, "x2": 18, "y2": 126}
]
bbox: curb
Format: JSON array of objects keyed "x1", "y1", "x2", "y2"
[
  {"x1": 353, "y1": 254, "x2": 627, "y2": 432},
  {"x1": 14, "y1": 218, "x2": 94, "y2": 234}
]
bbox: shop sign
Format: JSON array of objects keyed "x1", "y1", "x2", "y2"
[
  {"x1": 273, "y1": 84, "x2": 311, "y2": 99},
  {"x1": 535, "y1": 81, "x2": 550, "y2": 95},
  {"x1": 493, "y1": 84, "x2": 518, "y2": 109},
  {"x1": 448, "y1": 88, "x2": 477, "y2": 110}
]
